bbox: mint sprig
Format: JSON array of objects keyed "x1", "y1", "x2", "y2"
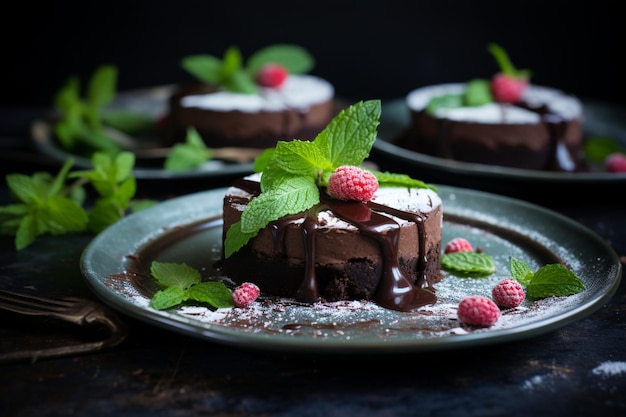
[
  {"x1": 223, "y1": 99, "x2": 436, "y2": 258},
  {"x1": 164, "y1": 127, "x2": 214, "y2": 171},
  {"x1": 0, "y1": 152, "x2": 156, "y2": 250},
  {"x1": 149, "y1": 261, "x2": 233, "y2": 310},
  {"x1": 181, "y1": 44, "x2": 314, "y2": 95},
  {"x1": 53, "y1": 65, "x2": 153, "y2": 155},
  {"x1": 510, "y1": 257, "x2": 585, "y2": 299}
]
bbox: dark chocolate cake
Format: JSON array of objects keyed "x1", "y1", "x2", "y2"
[
  {"x1": 399, "y1": 83, "x2": 585, "y2": 171},
  {"x1": 220, "y1": 175, "x2": 443, "y2": 312}
]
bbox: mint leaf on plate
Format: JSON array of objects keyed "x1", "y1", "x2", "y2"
[{"x1": 441, "y1": 251, "x2": 496, "y2": 276}]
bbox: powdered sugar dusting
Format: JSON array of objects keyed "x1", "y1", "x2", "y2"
[{"x1": 592, "y1": 361, "x2": 626, "y2": 377}]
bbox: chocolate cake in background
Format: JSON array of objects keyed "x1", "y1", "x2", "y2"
[
  {"x1": 166, "y1": 44, "x2": 336, "y2": 149},
  {"x1": 168, "y1": 75, "x2": 335, "y2": 148},
  {"x1": 400, "y1": 82, "x2": 585, "y2": 171},
  {"x1": 220, "y1": 174, "x2": 443, "y2": 312}
]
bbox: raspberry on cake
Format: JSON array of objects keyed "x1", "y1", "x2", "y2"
[
  {"x1": 168, "y1": 44, "x2": 336, "y2": 150},
  {"x1": 219, "y1": 100, "x2": 443, "y2": 312},
  {"x1": 399, "y1": 43, "x2": 586, "y2": 172}
]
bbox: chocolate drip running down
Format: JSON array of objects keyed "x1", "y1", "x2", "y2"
[{"x1": 231, "y1": 179, "x2": 436, "y2": 312}]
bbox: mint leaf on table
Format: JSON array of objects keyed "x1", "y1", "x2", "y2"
[
  {"x1": 508, "y1": 257, "x2": 586, "y2": 299},
  {"x1": 0, "y1": 159, "x2": 88, "y2": 250},
  {"x1": 164, "y1": 127, "x2": 214, "y2": 171},
  {"x1": 149, "y1": 261, "x2": 234, "y2": 310},
  {"x1": 441, "y1": 251, "x2": 496, "y2": 277}
]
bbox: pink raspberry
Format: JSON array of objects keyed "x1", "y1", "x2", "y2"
[
  {"x1": 232, "y1": 282, "x2": 260, "y2": 308},
  {"x1": 492, "y1": 278, "x2": 525, "y2": 308},
  {"x1": 256, "y1": 64, "x2": 289, "y2": 88},
  {"x1": 327, "y1": 165, "x2": 379, "y2": 202},
  {"x1": 457, "y1": 296, "x2": 500, "y2": 327},
  {"x1": 444, "y1": 237, "x2": 473, "y2": 253},
  {"x1": 605, "y1": 153, "x2": 626, "y2": 173},
  {"x1": 491, "y1": 73, "x2": 528, "y2": 103}
]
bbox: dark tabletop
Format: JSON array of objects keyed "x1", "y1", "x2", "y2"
[{"x1": 0, "y1": 107, "x2": 625, "y2": 417}]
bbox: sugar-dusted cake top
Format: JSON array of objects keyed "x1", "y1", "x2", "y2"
[
  {"x1": 181, "y1": 75, "x2": 334, "y2": 112},
  {"x1": 406, "y1": 83, "x2": 582, "y2": 123}
]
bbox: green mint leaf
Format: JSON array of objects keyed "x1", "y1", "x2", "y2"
[
  {"x1": 526, "y1": 263, "x2": 586, "y2": 299},
  {"x1": 253, "y1": 148, "x2": 275, "y2": 172},
  {"x1": 101, "y1": 110, "x2": 155, "y2": 133},
  {"x1": 273, "y1": 140, "x2": 332, "y2": 177},
  {"x1": 464, "y1": 79, "x2": 493, "y2": 106},
  {"x1": 165, "y1": 127, "x2": 214, "y2": 171},
  {"x1": 222, "y1": 69, "x2": 257, "y2": 94},
  {"x1": 86, "y1": 200, "x2": 123, "y2": 233},
  {"x1": 426, "y1": 93, "x2": 464, "y2": 115},
  {"x1": 150, "y1": 261, "x2": 202, "y2": 290},
  {"x1": 509, "y1": 257, "x2": 534, "y2": 286},
  {"x1": 15, "y1": 215, "x2": 37, "y2": 251},
  {"x1": 246, "y1": 44, "x2": 314, "y2": 75},
  {"x1": 314, "y1": 99, "x2": 381, "y2": 167},
  {"x1": 150, "y1": 286, "x2": 186, "y2": 310},
  {"x1": 370, "y1": 170, "x2": 437, "y2": 191},
  {"x1": 44, "y1": 195, "x2": 89, "y2": 235},
  {"x1": 487, "y1": 43, "x2": 531, "y2": 80},
  {"x1": 185, "y1": 281, "x2": 234, "y2": 309},
  {"x1": 220, "y1": 46, "x2": 244, "y2": 78},
  {"x1": 240, "y1": 175, "x2": 319, "y2": 234},
  {"x1": 441, "y1": 252, "x2": 495, "y2": 276},
  {"x1": 583, "y1": 136, "x2": 624, "y2": 163},
  {"x1": 86, "y1": 65, "x2": 117, "y2": 109},
  {"x1": 180, "y1": 54, "x2": 223, "y2": 85},
  {"x1": 224, "y1": 220, "x2": 258, "y2": 258}
]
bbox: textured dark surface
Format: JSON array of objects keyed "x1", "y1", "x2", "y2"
[{"x1": 1, "y1": 107, "x2": 625, "y2": 417}]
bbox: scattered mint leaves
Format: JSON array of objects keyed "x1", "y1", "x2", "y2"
[
  {"x1": 164, "y1": 127, "x2": 214, "y2": 171},
  {"x1": 0, "y1": 152, "x2": 156, "y2": 250},
  {"x1": 441, "y1": 251, "x2": 496, "y2": 277},
  {"x1": 509, "y1": 257, "x2": 585, "y2": 299},
  {"x1": 223, "y1": 99, "x2": 436, "y2": 258},
  {"x1": 181, "y1": 44, "x2": 314, "y2": 94},
  {"x1": 148, "y1": 261, "x2": 233, "y2": 310},
  {"x1": 0, "y1": 159, "x2": 88, "y2": 250},
  {"x1": 53, "y1": 64, "x2": 154, "y2": 156}
]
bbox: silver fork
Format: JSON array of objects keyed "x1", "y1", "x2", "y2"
[{"x1": 0, "y1": 288, "x2": 128, "y2": 363}]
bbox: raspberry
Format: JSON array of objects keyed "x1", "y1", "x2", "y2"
[
  {"x1": 457, "y1": 296, "x2": 500, "y2": 327},
  {"x1": 491, "y1": 73, "x2": 528, "y2": 103},
  {"x1": 256, "y1": 64, "x2": 289, "y2": 88},
  {"x1": 327, "y1": 165, "x2": 379, "y2": 202},
  {"x1": 605, "y1": 153, "x2": 626, "y2": 173},
  {"x1": 444, "y1": 237, "x2": 473, "y2": 253},
  {"x1": 232, "y1": 282, "x2": 260, "y2": 308},
  {"x1": 492, "y1": 278, "x2": 525, "y2": 308}
]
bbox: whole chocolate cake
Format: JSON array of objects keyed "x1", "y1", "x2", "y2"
[
  {"x1": 400, "y1": 83, "x2": 584, "y2": 171},
  {"x1": 398, "y1": 43, "x2": 586, "y2": 172},
  {"x1": 167, "y1": 44, "x2": 335, "y2": 149},
  {"x1": 219, "y1": 100, "x2": 443, "y2": 312}
]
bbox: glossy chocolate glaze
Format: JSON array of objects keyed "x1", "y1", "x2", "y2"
[{"x1": 230, "y1": 179, "x2": 437, "y2": 312}]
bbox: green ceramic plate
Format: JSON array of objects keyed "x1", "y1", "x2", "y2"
[{"x1": 80, "y1": 186, "x2": 622, "y2": 354}]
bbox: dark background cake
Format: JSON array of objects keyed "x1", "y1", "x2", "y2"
[{"x1": 2, "y1": 0, "x2": 623, "y2": 108}]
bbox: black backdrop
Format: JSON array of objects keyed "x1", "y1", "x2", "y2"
[{"x1": 3, "y1": 0, "x2": 623, "y2": 108}]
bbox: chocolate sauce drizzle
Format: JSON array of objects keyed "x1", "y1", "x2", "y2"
[{"x1": 233, "y1": 179, "x2": 436, "y2": 311}]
